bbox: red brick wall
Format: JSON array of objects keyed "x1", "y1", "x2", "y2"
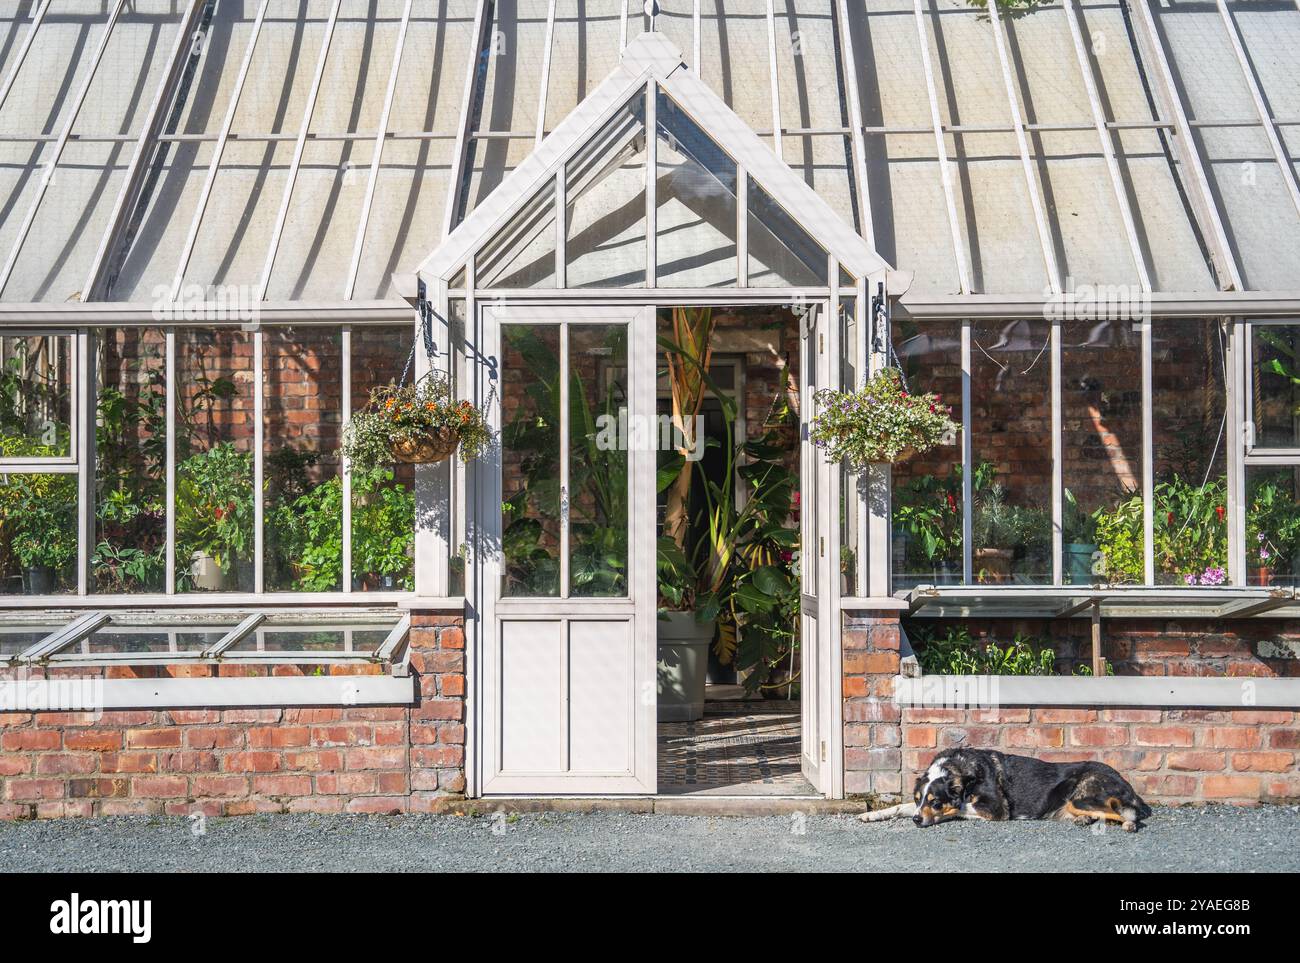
[
  {"x1": 901, "y1": 707, "x2": 1299, "y2": 806},
  {"x1": 0, "y1": 612, "x2": 465, "y2": 819},
  {"x1": 843, "y1": 609, "x2": 1300, "y2": 807},
  {"x1": 842, "y1": 610, "x2": 903, "y2": 797}
]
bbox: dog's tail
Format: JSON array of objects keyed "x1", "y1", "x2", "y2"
[{"x1": 858, "y1": 802, "x2": 916, "y2": 823}]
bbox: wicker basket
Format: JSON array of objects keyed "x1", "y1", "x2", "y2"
[{"x1": 388, "y1": 427, "x2": 460, "y2": 464}]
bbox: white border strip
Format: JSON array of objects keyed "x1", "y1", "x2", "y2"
[
  {"x1": 0, "y1": 675, "x2": 414, "y2": 711},
  {"x1": 895, "y1": 674, "x2": 1300, "y2": 709}
]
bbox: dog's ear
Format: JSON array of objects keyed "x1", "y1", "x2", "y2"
[{"x1": 947, "y1": 777, "x2": 964, "y2": 800}]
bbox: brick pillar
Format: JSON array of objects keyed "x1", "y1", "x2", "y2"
[
  {"x1": 407, "y1": 611, "x2": 467, "y2": 811},
  {"x1": 842, "y1": 609, "x2": 903, "y2": 800}
]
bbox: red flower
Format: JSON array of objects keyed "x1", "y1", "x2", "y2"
[
  {"x1": 946, "y1": 493, "x2": 957, "y2": 513},
  {"x1": 1216, "y1": 505, "x2": 1225, "y2": 522},
  {"x1": 1167, "y1": 512, "x2": 1174, "y2": 526},
  {"x1": 214, "y1": 506, "x2": 225, "y2": 521}
]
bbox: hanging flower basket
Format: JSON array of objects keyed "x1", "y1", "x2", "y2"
[
  {"x1": 389, "y1": 427, "x2": 461, "y2": 465},
  {"x1": 810, "y1": 368, "x2": 957, "y2": 472},
  {"x1": 342, "y1": 373, "x2": 491, "y2": 474}
]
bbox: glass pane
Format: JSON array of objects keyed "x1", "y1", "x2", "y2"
[
  {"x1": 0, "y1": 474, "x2": 76, "y2": 595},
  {"x1": 0, "y1": 622, "x2": 64, "y2": 657},
  {"x1": 970, "y1": 319, "x2": 1052, "y2": 583},
  {"x1": 1153, "y1": 319, "x2": 1228, "y2": 586},
  {"x1": 94, "y1": 328, "x2": 167, "y2": 593},
  {"x1": 1251, "y1": 323, "x2": 1300, "y2": 449},
  {"x1": 746, "y1": 181, "x2": 828, "y2": 287},
  {"x1": 655, "y1": 90, "x2": 738, "y2": 287},
  {"x1": 175, "y1": 330, "x2": 254, "y2": 592},
  {"x1": 501, "y1": 324, "x2": 561, "y2": 596},
  {"x1": 478, "y1": 178, "x2": 557, "y2": 288},
  {"x1": 891, "y1": 319, "x2": 963, "y2": 590},
  {"x1": 350, "y1": 325, "x2": 415, "y2": 592},
  {"x1": 565, "y1": 92, "x2": 647, "y2": 288},
  {"x1": 569, "y1": 324, "x2": 628, "y2": 597},
  {"x1": 82, "y1": 626, "x2": 216, "y2": 655},
  {"x1": 1247, "y1": 466, "x2": 1300, "y2": 588},
  {"x1": 1062, "y1": 321, "x2": 1143, "y2": 586},
  {"x1": 840, "y1": 299, "x2": 859, "y2": 592},
  {"x1": 229, "y1": 624, "x2": 391, "y2": 654},
  {"x1": 0, "y1": 333, "x2": 72, "y2": 457},
  {"x1": 264, "y1": 327, "x2": 343, "y2": 592}
]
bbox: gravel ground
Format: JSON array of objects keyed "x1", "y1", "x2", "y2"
[{"x1": 0, "y1": 805, "x2": 1296, "y2": 872}]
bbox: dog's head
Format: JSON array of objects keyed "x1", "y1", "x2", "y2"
[{"x1": 912, "y1": 760, "x2": 964, "y2": 827}]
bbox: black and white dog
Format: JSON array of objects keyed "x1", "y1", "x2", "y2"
[{"x1": 860, "y1": 748, "x2": 1152, "y2": 832}]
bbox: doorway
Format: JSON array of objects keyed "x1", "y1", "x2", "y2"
[{"x1": 473, "y1": 300, "x2": 836, "y2": 798}]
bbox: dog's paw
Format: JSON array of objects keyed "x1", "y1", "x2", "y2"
[{"x1": 1122, "y1": 820, "x2": 1138, "y2": 833}]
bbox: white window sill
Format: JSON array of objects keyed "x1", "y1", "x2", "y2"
[
  {"x1": 894, "y1": 674, "x2": 1300, "y2": 709},
  {"x1": 0, "y1": 674, "x2": 416, "y2": 712}
]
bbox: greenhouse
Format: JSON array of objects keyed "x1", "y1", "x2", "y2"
[{"x1": 0, "y1": 1, "x2": 1298, "y2": 813}]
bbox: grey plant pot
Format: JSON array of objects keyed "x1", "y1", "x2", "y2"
[{"x1": 657, "y1": 611, "x2": 715, "y2": 722}]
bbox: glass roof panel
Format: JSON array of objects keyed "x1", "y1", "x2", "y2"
[
  {"x1": 1230, "y1": 0, "x2": 1300, "y2": 121},
  {"x1": 480, "y1": 176, "x2": 558, "y2": 289},
  {"x1": 352, "y1": 137, "x2": 454, "y2": 299},
  {"x1": 544, "y1": 0, "x2": 624, "y2": 135},
  {"x1": 947, "y1": 131, "x2": 1049, "y2": 294},
  {"x1": 2, "y1": 140, "x2": 127, "y2": 302},
  {"x1": 264, "y1": 137, "x2": 376, "y2": 300},
  {"x1": 1199, "y1": 125, "x2": 1300, "y2": 291},
  {"x1": 564, "y1": 91, "x2": 646, "y2": 288},
  {"x1": 655, "y1": 89, "x2": 737, "y2": 287},
  {"x1": 71, "y1": 0, "x2": 183, "y2": 139},
  {"x1": 746, "y1": 179, "x2": 828, "y2": 287},
  {"x1": 182, "y1": 139, "x2": 292, "y2": 292},
  {"x1": 476, "y1": 0, "x2": 551, "y2": 139},
  {"x1": 169, "y1": 3, "x2": 256, "y2": 136},
  {"x1": 774, "y1": 0, "x2": 844, "y2": 134},
  {"x1": 306, "y1": 0, "x2": 405, "y2": 137},
  {"x1": 229, "y1": 0, "x2": 332, "y2": 137},
  {"x1": 848, "y1": 0, "x2": 932, "y2": 131},
  {"x1": 4, "y1": 1, "x2": 1300, "y2": 301},
  {"x1": 1028, "y1": 129, "x2": 1141, "y2": 289},
  {"x1": 696, "y1": 0, "x2": 773, "y2": 138},
  {"x1": 101, "y1": 140, "x2": 215, "y2": 302},
  {"x1": 0, "y1": 1, "x2": 112, "y2": 136}
]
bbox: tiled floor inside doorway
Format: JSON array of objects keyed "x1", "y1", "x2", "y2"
[{"x1": 657, "y1": 692, "x2": 817, "y2": 796}]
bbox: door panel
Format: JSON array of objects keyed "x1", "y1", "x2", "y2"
[
  {"x1": 479, "y1": 305, "x2": 655, "y2": 795},
  {"x1": 800, "y1": 303, "x2": 823, "y2": 789}
]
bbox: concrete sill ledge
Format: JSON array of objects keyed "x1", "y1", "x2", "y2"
[{"x1": 894, "y1": 674, "x2": 1300, "y2": 709}]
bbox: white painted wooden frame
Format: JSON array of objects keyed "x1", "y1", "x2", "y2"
[{"x1": 475, "y1": 302, "x2": 656, "y2": 795}]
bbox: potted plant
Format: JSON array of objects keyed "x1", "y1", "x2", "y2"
[
  {"x1": 1062, "y1": 488, "x2": 1100, "y2": 585},
  {"x1": 175, "y1": 442, "x2": 254, "y2": 591},
  {"x1": 10, "y1": 478, "x2": 76, "y2": 594},
  {"x1": 657, "y1": 307, "x2": 720, "y2": 720},
  {"x1": 810, "y1": 367, "x2": 957, "y2": 471},
  {"x1": 342, "y1": 373, "x2": 490, "y2": 473},
  {"x1": 972, "y1": 482, "x2": 1016, "y2": 583}
]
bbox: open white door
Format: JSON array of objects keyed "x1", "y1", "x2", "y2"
[
  {"x1": 795, "y1": 300, "x2": 816, "y2": 790},
  {"x1": 478, "y1": 304, "x2": 656, "y2": 795}
]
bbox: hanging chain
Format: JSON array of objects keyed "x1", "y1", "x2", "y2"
[{"x1": 400, "y1": 288, "x2": 441, "y2": 387}]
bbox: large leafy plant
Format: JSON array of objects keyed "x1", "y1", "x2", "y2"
[
  {"x1": 175, "y1": 442, "x2": 254, "y2": 581},
  {"x1": 658, "y1": 333, "x2": 801, "y2": 694}
]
